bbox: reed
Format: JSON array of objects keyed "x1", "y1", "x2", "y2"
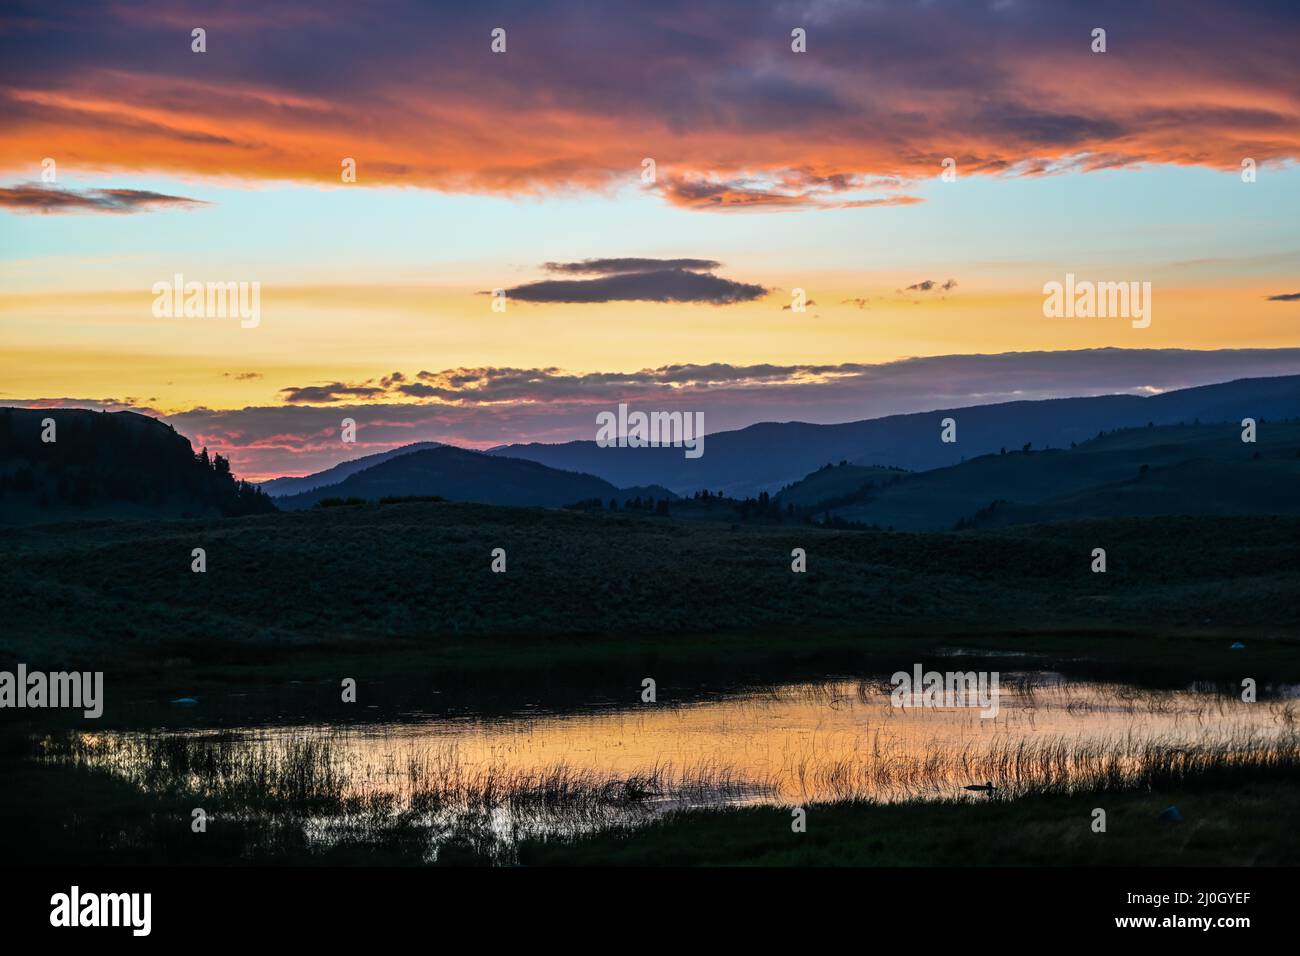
[{"x1": 31, "y1": 717, "x2": 1300, "y2": 862}]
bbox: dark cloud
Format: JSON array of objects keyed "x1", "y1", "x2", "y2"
[
  {"x1": 281, "y1": 362, "x2": 875, "y2": 406},
  {"x1": 1267, "y1": 292, "x2": 1300, "y2": 301},
  {"x1": 902, "y1": 279, "x2": 958, "y2": 294},
  {"x1": 975, "y1": 106, "x2": 1126, "y2": 148},
  {"x1": 279, "y1": 382, "x2": 387, "y2": 404},
  {"x1": 543, "y1": 258, "x2": 721, "y2": 275},
  {"x1": 661, "y1": 179, "x2": 810, "y2": 209},
  {"x1": 3, "y1": 2, "x2": 1298, "y2": 209},
  {"x1": 0, "y1": 183, "x2": 209, "y2": 214},
  {"x1": 6, "y1": 396, "x2": 164, "y2": 416},
  {"x1": 504, "y1": 267, "x2": 766, "y2": 305}
]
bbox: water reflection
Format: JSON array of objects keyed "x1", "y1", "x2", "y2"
[{"x1": 54, "y1": 674, "x2": 1299, "y2": 860}]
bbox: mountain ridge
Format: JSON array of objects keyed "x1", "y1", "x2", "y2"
[
  {"x1": 259, "y1": 441, "x2": 442, "y2": 497},
  {"x1": 487, "y1": 374, "x2": 1300, "y2": 496}
]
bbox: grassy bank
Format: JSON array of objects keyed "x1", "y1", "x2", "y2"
[
  {"x1": 8, "y1": 728, "x2": 1298, "y2": 866},
  {"x1": 518, "y1": 780, "x2": 1300, "y2": 866},
  {"x1": 2, "y1": 504, "x2": 1298, "y2": 696}
]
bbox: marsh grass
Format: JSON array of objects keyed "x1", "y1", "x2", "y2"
[
  {"x1": 33, "y1": 728, "x2": 771, "y2": 861},
  {"x1": 31, "y1": 703, "x2": 1300, "y2": 863},
  {"x1": 800, "y1": 728, "x2": 1300, "y2": 802},
  {"x1": 22, "y1": 677, "x2": 1298, "y2": 862}
]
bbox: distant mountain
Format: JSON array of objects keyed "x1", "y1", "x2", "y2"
[
  {"x1": 814, "y1": 419, "x2": 1300, "y2": 531},
  {"x1": 491, "y1": 375, "x2": 1300, "y2": 497},
  {"x1": 0, "y1": 407, "x2": 275, "y2": 524},
  {"x1": 260, "y1": 441, "x2": 441, "y2": 497},
  {"x1": 274, "y1": 445, "x2": 675, "y2": 510}
]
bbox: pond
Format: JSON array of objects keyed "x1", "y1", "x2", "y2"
[{"x1": 50, "y1": 672, "x2": 1299, "y2": 861}]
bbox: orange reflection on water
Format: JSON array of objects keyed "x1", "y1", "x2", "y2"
[{"x1": 271, "y1": 676, "x2": 1298, "y2": 805}]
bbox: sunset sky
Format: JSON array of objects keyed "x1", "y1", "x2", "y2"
[{"x1": 2, "y1": 0, "x2": 1298, "y2": 480}]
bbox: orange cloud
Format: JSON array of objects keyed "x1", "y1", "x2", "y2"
[{"x1": 0, "y1": 2, "x2": 1295, "y2": 208}]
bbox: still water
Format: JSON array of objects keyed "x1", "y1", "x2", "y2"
[{"x1": 64, "y1": 673, "x2": 1297, "y2": 859}]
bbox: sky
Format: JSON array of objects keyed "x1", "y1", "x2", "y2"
[{"x1": 1, "y1": 0, "x2": 1298, "y2": 480}]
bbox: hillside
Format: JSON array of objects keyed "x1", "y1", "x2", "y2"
[
  {"x1": 259, "y1": 441, "x2": 441, "y2": 497},
  {"x1": 491, "y1": 375, "x2": 1300, "y2": 496},
  {"x1": 774, "y1": 462, "x2": 907, "y2": 509},
  {"x1": 0, "y1": 407, "x2": 275, "y2": 525},
  {"x1": 274, "y1": 445, "x2": 670, "y2": 510},
  {"x1": 973, "y1": 457, "x2": 1300, "y2": 528},
  {"x1": 816, "y1": 420, "x2": 1300, "y2": 530}
]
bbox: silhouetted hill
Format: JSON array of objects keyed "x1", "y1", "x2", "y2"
[
  {"x1": 0, "y1": 407, "x2": 275, "y2": 524},
  {"x1": 491, "y1": 375, "x2": 1300, "y2": 497},
  {"x1": 259, "y1": 441, "x2": 442, "y2": 497},
  {"x1": 774, "y1": 462, "x2": 908, "y2": 510},
  {"x1": 813, "y1": 420, "x2": 1300, "y2": 530},
  {"x1": 274, "y1": 446, "x2": 672, "y2": 510}
]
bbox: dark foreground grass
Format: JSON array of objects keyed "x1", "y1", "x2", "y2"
[
  {"x1": 8, "y1": 750, "x2": 1297, "y2": 866},
  {"x1": 2, "y1": 504, "x2": 1299, "y2": 698},
  {"x1": 0, "y1": 754, "x2": 427, "y2": 866},
  {"x1": 7, "y1": 724, "x2": 1299, "y2": 866},
  {"x1": 518, "y1": 782, "x2": 1300, "y2": 867}
]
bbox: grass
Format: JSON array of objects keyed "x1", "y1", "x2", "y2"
[
  {"x1": 38, "y1": 728, "x2": 759, "y2": 817},
  {"x1": 517, "y1": 780, "x2": 1300, "y2": 866},
  {"x1": 2, "y1": 505, "x2": 1298, "y2": 697},
  {"x1": 10, "y1": 722, "x2": 1298, "y2": 866}
]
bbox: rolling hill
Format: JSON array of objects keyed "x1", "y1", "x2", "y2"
[
  {"x1": 490, "y1": 375, "x2": 1300, "y2": 497},
  {"x1": 259, "y1": 441, "x2": 442, "y2": 497},
  {"x1": 774, "y1": 462, "x2": 908, "y2": 509},
  {"x1": 274, "y1": 445, "x2": 675, "y2": 510},
  {"x1": 812, "y1": 420, "x2": 1300, "y2": 530}
]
